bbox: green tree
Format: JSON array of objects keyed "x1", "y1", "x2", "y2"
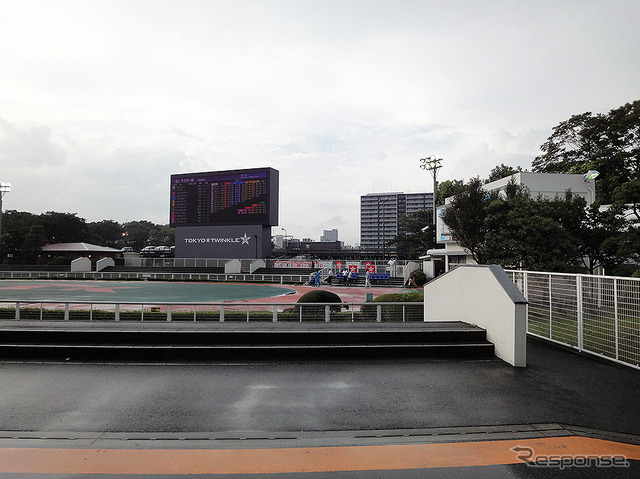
[
  {"x1": 148, "y1": 224, "x2": 175, "y2": 247},
  {"x1": 612, "y1": 178, "x2": 640, "y2": 222},
  {"x1": 440, "y1": 178, "x2": 632, "y2": 273},
  {"x1": 435, "y1": 179, "x2": 464, "y2": 205},
  {"x1": 88, "y1": 220, "x2": 124, "y2": 248},
  {"x1": 21, "y1": 224, "x2": 48, "y2": 263},
  {"x1": 388, "y1": 210, "x2": 436, "y2": 259},
  {"x1": 38, "y1": 212, "x2": 90, "y2": 244},
  {"x1": 441, "y1": 177, "x2": 494, "y2": 264},
  {"x1": 532, "y1": 100, "x2": 640, "y2": 205},
  {"x1": 483, "y1": 187, "x2": 582, "y2": 271},
  {"x1": 576, "y1": 203, "x2": 630, "y2": 274},
  {"x1": 122, "y1": 220, "x2": 157, "y2": 251},
  {"x1": 0, "y1": 210, "x2": 39, "y2": 262},
  {"x1": 486, "y1": 164, "x2": 523, "y2": 183}
]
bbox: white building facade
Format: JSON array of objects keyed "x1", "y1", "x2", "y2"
[{"x1": 423, "y1": 172, "x2": 598, "y2": 277}]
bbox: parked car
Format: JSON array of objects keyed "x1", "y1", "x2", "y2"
[
  {"x1": 121, "y1": 247, "x2": 135, "y2": 253},
  {"x1": 155, "y1": 246, "x2": 172, "y2": 257},
  {"x1": 140, "y1": 246, "x2": 158, "y2": 257}
]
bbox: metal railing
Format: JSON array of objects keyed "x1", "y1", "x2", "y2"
[
  {"x1": 0, "y1": 301, "x2": 425, "y2": 323},
  {"x1": 125, "y1": 257, "x2": 413, "y2": 270},
  {"x1": 506, "y1": 270, "x2": 640, "y2": 370},
  {"x1": 0, "y1": 270, "x2": 313, "y2": 284}
]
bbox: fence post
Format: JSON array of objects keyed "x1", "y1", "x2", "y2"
[
  {"x1": 64, "y1": 303, "x2": 69, "y2": 321},
  {"x1": 15, "y1": 302, "x2": 20, "y2": 320},
  {"x1": 548, "y1": 274, "x2": 553, "y2": 340},
  {"x1": 167, "y1": 305, "x2": 172, "y2": 322},
  {"x1": 325, "y1": 304, "x2": 330, "y2": 322},
  {"x1": 577, "y1": 275, "x2": 583, "y2": 351},
  {"x1": 377, "y1": 305, "x2": 381, "y2": 323},
  {"x1": 220, "y1": 305, "x2": 225, "y2": 322},
  {"x1": 273, "y1": 305, "x2": 278, "y2": 322},
  {"x1": 115, "y1": 304, "x2": 120, "y2": 322},
  {"x1": 614, "y1": 278, "x2": 619, "y2": 360}
]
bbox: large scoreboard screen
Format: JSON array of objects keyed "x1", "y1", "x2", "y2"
[{"x1": 170, "y1": 167, "x2": 279, "y2": 227}]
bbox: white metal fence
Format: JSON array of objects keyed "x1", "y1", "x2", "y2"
[
  {"x1": 0, "y1": 301, "x2": 425, "y2": 323},
  {"x1": 506, "y1": 270, "x2": 640, "y2": 370},
  {"x1": 0, "y1": 270, "x2": 313, "y2": 284}
]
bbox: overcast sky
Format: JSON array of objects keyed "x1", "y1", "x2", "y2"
[{"x1": 1, "y1": 0, "x2": 639, "y2": 245}]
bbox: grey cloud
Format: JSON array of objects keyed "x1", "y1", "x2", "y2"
[{"x1": 0, "y1": 119, "x2": 66, "y2": 168}]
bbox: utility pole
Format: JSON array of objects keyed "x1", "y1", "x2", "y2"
[{"x1": 419, "y1": 156, "x2": 442, "y2": 243}]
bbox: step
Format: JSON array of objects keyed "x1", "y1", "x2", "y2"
[
  {"x1": 0, "y1": 328, "x2": 490, "y2": 346},
  {"x1": 0, "y1": 342, "x2": 495, "y2": 362},
  {"x1": 0, "y1": 321, "x2": 495, "y2": 362}
]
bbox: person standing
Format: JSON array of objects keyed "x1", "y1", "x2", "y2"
[
  {"x1": 347, "y1": 269, "x2": 354, "y2": 287},
  {"x1": 365, "y1": 269, "x2": 371, "y2": 288}
]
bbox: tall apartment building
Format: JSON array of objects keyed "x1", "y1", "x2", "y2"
[{"x1": 360, "y1": 192, "x2": 433, "y2": 257}]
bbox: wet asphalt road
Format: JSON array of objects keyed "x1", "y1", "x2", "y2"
[{"x1": 0, "y1": 340, "x2": 639, "y2": 436}]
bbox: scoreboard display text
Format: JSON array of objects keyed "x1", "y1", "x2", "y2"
[{"x1": 170, "y1": 168, "x2": 278, "y2": 227}]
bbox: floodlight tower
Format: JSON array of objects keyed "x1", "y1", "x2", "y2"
[
  {"x1": 0, "y1": 182, "x2": 11, "y2": 255},
  {"x1": 419, "y1": 156, "x2": 443, "y2": 241},
  {"x1": 281, "y1": 227, "x2": 288, "y2": 259}
]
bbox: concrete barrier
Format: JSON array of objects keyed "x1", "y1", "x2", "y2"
[
  {"x1": 71, "y1": 257, "x2": 91, "y2": 273},
  {"x1": 423, "y1": 264, "x2": 527, "y2": 367},
  {"x1": 250, "y1": 259, "x2": 266, "y2": 273},
  {"x1": 96, "y1": 257, "x2": 115, "y2": 272},
  {"x1": 225, "y1": 259, "x2": 241, "y2": 274}
]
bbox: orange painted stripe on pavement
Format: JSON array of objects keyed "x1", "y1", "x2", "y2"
[{"x1": 0, "y1": 436, "x2": 639, "y2": 475}]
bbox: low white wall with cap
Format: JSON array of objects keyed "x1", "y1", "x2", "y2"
[
  {"x1": 423, "y1": 264, "x2": 528, "y2": 367},
  {"x1": 70, "y1": 257, "x2": 91, "y2": 273}
]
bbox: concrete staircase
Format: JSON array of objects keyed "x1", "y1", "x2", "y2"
[{"x1": 0, "y1": 321, "x2": 495, "y2": 362}]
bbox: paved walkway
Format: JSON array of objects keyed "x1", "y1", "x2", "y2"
[
  {"x1": 0, "y1": 339, "x2": 639, "y2": 477},
  {"x1": 1, "y1": 279, "x2": 638, "y2": 477}
]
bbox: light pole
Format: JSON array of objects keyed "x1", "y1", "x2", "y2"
[
  {"x1": 281, "y1": 227, "x2": 288, "y2": 259},
  {"x1": 419, "y1": 156, "x2": 443, "y2": 242},
  {"x1": 0, "y1": 183, "x2": 11, "y2": 250},
  {"x1": 583, "y1": 170, "x2": 600, "y2": 205}
]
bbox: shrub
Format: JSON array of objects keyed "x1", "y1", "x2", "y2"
[
  {"x1": 408, "y1": 269, "x2": 427, "y2": 287},
  {"x1": 297, "y1": 290, "x2": 342, "y2": 304},
  {"x1": 361, "y1": 290, "x2": 424, "y2": 322},
  {"x1": 294, "y1": 289, "x2": 343, "y2": 321},
  {"x1": 373, "y1": 291, "x2": 424, "y2": 303}
]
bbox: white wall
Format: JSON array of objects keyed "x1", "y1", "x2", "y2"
[
  {"x1": 484, "y1": 172, "x2": 596, "y2": 205},
  {"x1": 225, "y1": 259, "x2": 242, "y2": 274},
  {"x1": 423, "y1": 264, "x2": 527, "y2": 367},
  {"x1": 70, "y1": 257, "x2": 92, "y2": 272},
  {"x1": 96, "y1": 257, "x2": 115, "y2": 272}
]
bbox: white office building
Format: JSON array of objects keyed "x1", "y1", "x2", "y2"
[
  {"x1": 423, "y1": 172, "x2": 598, "y2": 277},
  {"x1": 320, "y1": 229, "x2": 339, "y2": 242}
]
